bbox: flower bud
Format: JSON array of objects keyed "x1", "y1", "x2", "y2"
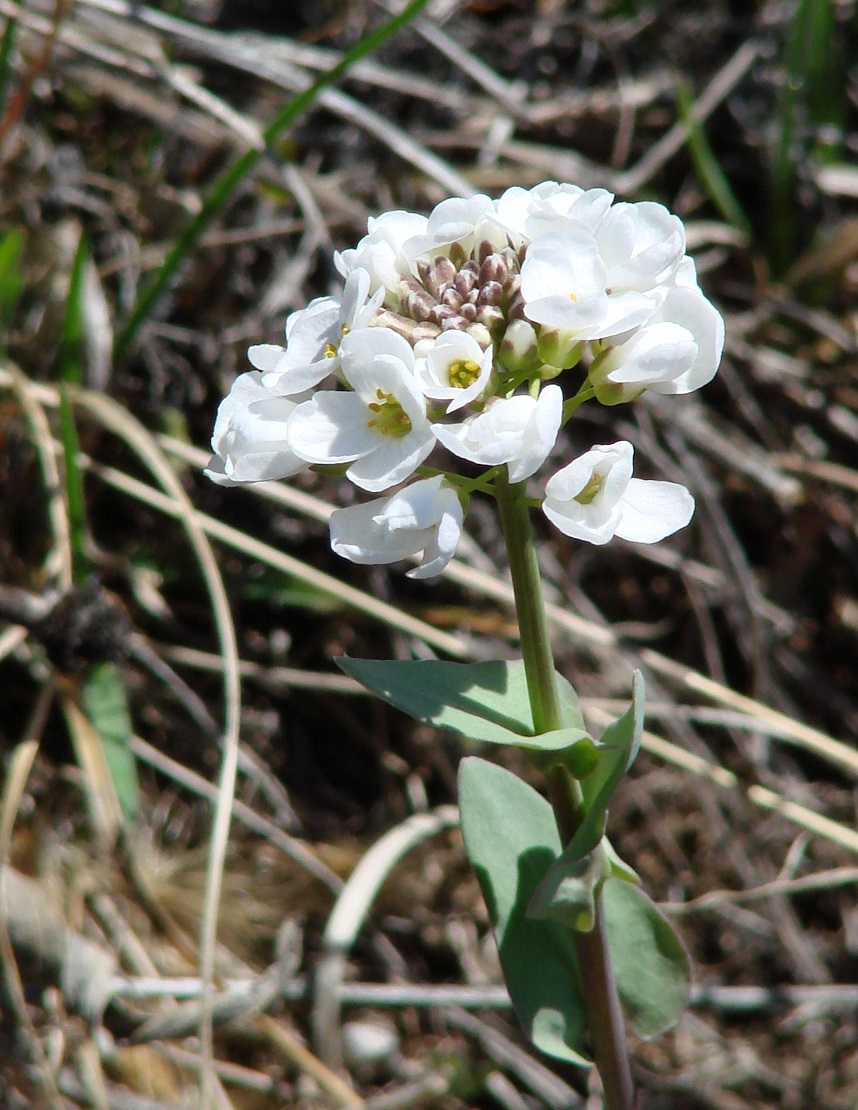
[
  {"x1": 460, "y1": 302, "x2": 478, "y2": 321},
  {"x1": 406, "y1": 287, "x2": 436, "y2": 322},
  {"x1": 424, "y1": 255, "x2": 457, "y2": 297},
  {"x1": 431, "y1": 303, "x2": 464, "y2": 327},
  {"x1": 454, "y1": 267, "x2": 478, "y2": 298},
  {"x1": 498, "y1": 319, "x2": 540, "y2": 373},
  {"x1": 441, "y1": 286, "x2": 464, "y2": 310},
  {"x1": 474, "y1": 304, "x2": 505, "y2": 337},
  {"x1": 479, "y1": 253, "x2": 511, "y2": 286},
  {"x1": 465, "y1": 322, "x2": 493, "y2": 348},
  {"x1": 476, "y1": 280, "x2": 503, "y2": 307},
  {"x1": 537, "y1": 327, "x2": 585, "y2": 370}
]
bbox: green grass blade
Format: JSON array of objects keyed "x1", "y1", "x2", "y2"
[
  {"x1": 82, "y1": 662, "x2": 140, "y2": 820},
  {"x1": 0, "y1": 16, "x2": 17, "y2": 119},
  {"x1": 114, "y1": 0, "x2": 433, "y2": 363},
  {"x1": 0, "y1": 227, "x2": 24, "y2": 353},
  {"x1": 770, "y1": 0, "x2": 843, "y2": 276},
  {"x1": 57, "y1": 233, "x2": 90, "y2": 581},
  {"x1": 677, "y1": 80, "x2": 750, "y2": 237}
]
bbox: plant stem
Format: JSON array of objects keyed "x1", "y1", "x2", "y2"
[{"x1": 495, "y1": 472, "x2": 635, "y2": 1110}]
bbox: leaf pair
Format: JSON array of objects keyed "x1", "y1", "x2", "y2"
[{"x1": 339, "y1": 656, "x2": 690, "y2": 1064}]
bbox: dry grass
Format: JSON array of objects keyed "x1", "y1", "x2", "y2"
[{"x1": 1, "y1": 0, "x2": 858, "y2": 1106}]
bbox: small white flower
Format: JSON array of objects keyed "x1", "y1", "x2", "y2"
[
  {"x1": 520, "y1": 232, "x2": 656, "y2": 340},
  {"x1": 287, "y1": 327, "x2": 435, "y2": 492},
  {"x1": 403, "y1": 195, "x2": 497, "y2": 263},
  {"x1": 542, "y1": 441, "x2": 694, "y2": 545},
  {"x1": 336, "y1": 210, "x2": 428, "y2": 299},
  {"x1": 523, "y1": 182, "x2": 615, "y2": 239},
  {"x1": 415, "y1": 331, "x2": 494, "y2": 413},
  {"x1": 431, "y1": 384, "x2": 562, "y2": 483},
  {"x1": 330, "y1": 476, "x2": 463, "y2": 579},
  {"x1": 204, "y1": 372, "x2": 309, "y2": 485},
  {"x1": 250, "y1": 269, "x2": 383, "y2": 395},
  {"x1": 589, "y1": 285, "x2": 725, "y2": 403},
  {"x1": 595, "y1": 201, "x2": 686, "y2": 294}
]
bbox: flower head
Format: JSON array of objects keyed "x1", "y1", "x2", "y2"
[
  {"x1": 207, "y1": 181, "x2": 722, "y2": 575},
  {"x1": 330, "y1": 476, "x2": 463, "y2": 579},
  {"x1": 205, "y1": 372, "x2": 310, "y2": 485},
  {"x1": 542, "y1": 441, "x2": 694, "y2": 545},
  {"x1": 287, "y1": 327, "x2": 435, "y2": 492},
  {"x1": 431, "y1": 384, "x2": 562, "y2": 483}
]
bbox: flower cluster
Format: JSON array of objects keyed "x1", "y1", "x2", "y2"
[{"x1": 207, "y1": 182, "x2": 724, "y2": 576}]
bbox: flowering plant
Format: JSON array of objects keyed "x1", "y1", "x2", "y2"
[{"x1": 208, "y1": 181, "x2": 724, "y2": 1108}]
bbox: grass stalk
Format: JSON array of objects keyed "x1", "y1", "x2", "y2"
[{"x1": 114, "y1": 0, "x2": 433, "y2": 363}]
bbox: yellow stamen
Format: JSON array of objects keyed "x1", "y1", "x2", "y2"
[{"x1": 447, "y1": 358, "x2": 482, "y2": 390}]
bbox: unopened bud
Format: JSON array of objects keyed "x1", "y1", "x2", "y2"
[
  {"x1": 425, "y1": 255, "x2": 457, "y2": 297},
  {"x1": 479, "y1": 253, "x2": 511, "y2": 286},
  {"x1": 474, "y1": 304, "x2": 506, "y2": 338},
  {"x1": 454, "y1": 268, "x2": 478, "y2": 298},
  {"x1": 476, "y1": 280, "x2": 503, "y2": 307},
  {"x1": 406, "y1": 287, "x2": 436, "y2": 322},
  {"x1": 430, "y1": 303, "x2": 464, "y2": 327},
  {"x1": 537, "y1": 327, "x2": 585, "y2": 370},
  {"x1": 441, "y1": 287, "x2": 464, "y2": 310},
  {"x1": 460, "y1": 302, "x2": 478, "y2": 321},
  {"x1": 498, "y1": 319, "x2": 539, "y2": 373},
  {"x1": 465, "y1": 322, "x2": 493, "y2": 348}
]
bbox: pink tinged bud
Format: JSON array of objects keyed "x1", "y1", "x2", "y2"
[
  {"x1": 430, "y1": 304, "x2": 464, "y2": 327},
  {"x1": 441, "y1": 287, "x2": 464, "y2": 310},
  {"x1": 479, "y1": 254, "x2": 510, "y2": 286},
  {"x1": 425, "y1": 255, "x2": 458, "y2": 296},
  {"x1": 454, "y1": 268, "x2": 479, "y2": 298},
  {"x1": 460, "y1": 302, "x2": 478, "y2": 322},
  {"x1": 407, "y1": 287, "x2": 436, "y2": 322},
  {"x1": 476, "y1": 281, "x2": 504, "y2": 307},
  {"x1": 474, "y1": 304, "x2": 505, "y2": 336}
]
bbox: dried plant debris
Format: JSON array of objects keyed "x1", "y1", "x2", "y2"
[{"x1": 1, "y1": 0, "x2": 858, "y2": 1106}]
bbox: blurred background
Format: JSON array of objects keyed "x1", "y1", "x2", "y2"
[{"x1": 1, "y1": 1, "x2": 858, "y2": 1106}]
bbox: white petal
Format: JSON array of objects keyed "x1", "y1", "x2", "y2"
[
  {"x1": 287, "y1": 393, "x2": 375, "y2": 464},
  {"x1": 615, "y1": 478, "x2": 694, "y2": 543}
]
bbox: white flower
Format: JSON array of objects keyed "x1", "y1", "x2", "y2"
[
  {"x1": 403, "y1": 195, "x2": 497, "y2": 262},
  {"x1": 336, "y1": 210, "x2": 428, "y2": 299},
  {"x1": 542, "y1": 441, "x2": 694, "y2": 545},
  {"x1": 250, "y1": 269, "x2": 383, "y2": 395},
  {"x1": 330, "y1": 476, "x2": 463, "y2": 579},
  {"x1": 520, "y1": 232, "x2": 656, "y2": 340},
  {"x1": 415, "y1": 331, "x2": 494, "y2": 413},
  {"x1": 594, "y1": 201, "x2": 686, "y2": 294},
  {"x1": 431, "y1": 384, "x2": 562, "y2": 483},
  {"x1": 204, "y1": 372, "x2": 310, "y2": 485},
  {"x1": 287, "y1": 327, "x2": 435, "y2": 492},
  {"x1": 522, "y1": 182, "x2": 615, "y2": 239},
  {"x1": 589, "y1": 285, "x2": 725, "y2": 403}
]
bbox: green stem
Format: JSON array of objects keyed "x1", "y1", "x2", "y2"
[{"x1": 495, "y1": 472, "x2": 635, "y2": 1110}]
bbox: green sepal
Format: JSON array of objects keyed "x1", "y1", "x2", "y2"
[
  {"x1": 338, "y1": 657, "x2": 596, "y2": 759},
  {"x1": 458, "y1": 756, "x2": 590, "y2": 1066},
  {"x1": 603, "y1": 877, "x2": 691, "y2": 1038}
]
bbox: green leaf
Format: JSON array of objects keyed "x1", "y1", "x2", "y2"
[
  {"x1": 602, "y1": 877, "x2": 691, "y2": 1039},
  {"x1": 458, "y1": 756, "x2": 590, "y2": 1066},
  {"x1": 337, "y1": 657, "x2": 594, "y2": 759},
  {"x1": 527, "y1": 844, "x2": 605, "y2": 933},
  {"x1": 82, "y1": 663, "x2": 139, "y2": 820},
  {"x1": 569, "y1": 671, "x2": 645, "y2": 861}
]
